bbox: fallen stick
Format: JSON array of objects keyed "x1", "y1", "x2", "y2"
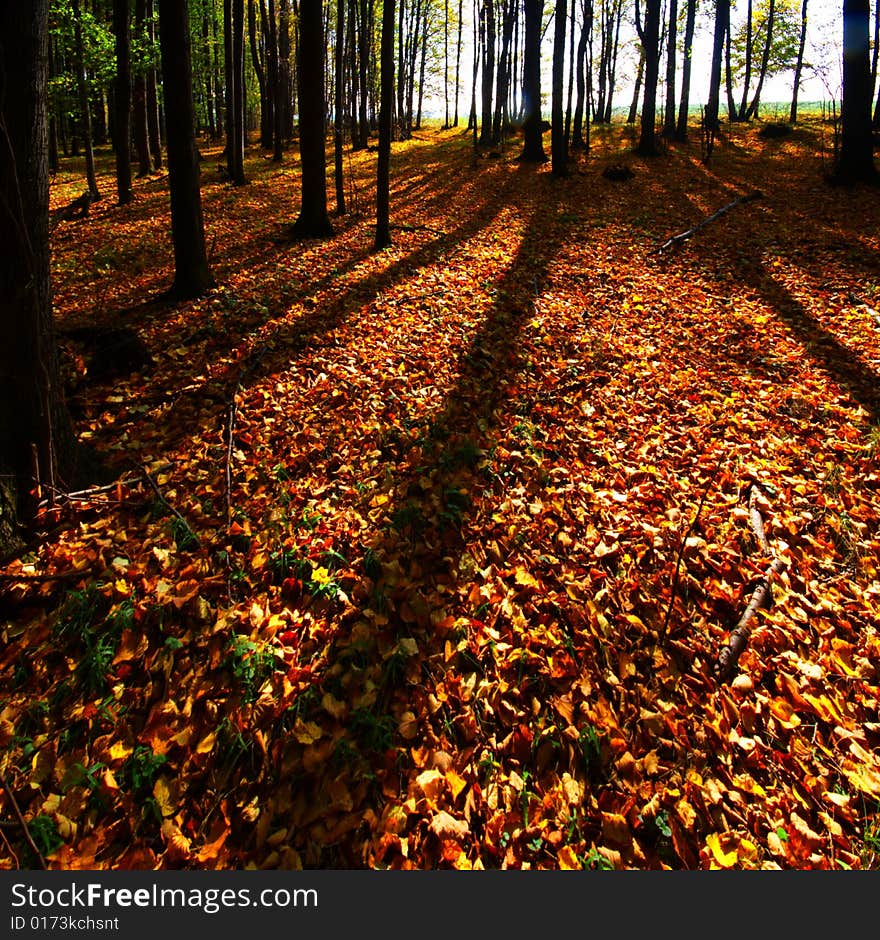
[
  {"x1": 141, "y1": 465, "x2": 201, "y2": 550},
  {"x1": 0, "y1": 770, "x2": 47, "y2": 869},
  {"x1": 715, "y1": 556, "x2": 787, "y2": 682},
  {"x1": 652, "y1": 190, "x2": 763, "y2": 255}
]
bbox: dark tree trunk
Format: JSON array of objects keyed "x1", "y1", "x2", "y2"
[
  {"x1": 72, "y1": 0, "x2": 100, "y2": 199},
  {"x1": 675, "y1": 0, "x2": 696, "y2": 138},
  {"x1": 279, "y1": 0, "x2": 293, "y2": 142},
  {"x1": 637, "y1": 0, "x2": 662, "y2": 154},
  {"x1": 232, "y1": 0, "x2": 247, "y2": 182},
  {"x1": 572, "y1": 0, "x2": 590, "y2": 147},
  {"x1": 291, "y1": 0, "x2": 334, "y2": 237},
  {"x1": 745, "y1": 0, "x2": 775, "y2": 119},
  {"x1": 357, "y1": 0, "x2": 371, "y2": 147},
  {"x1": 519, "y1": 0, "x2": 547, "y2": 161},
  {"x1": 790, "y1": 0, "x2": 808, "y2": 122},
  {"x1": 225, "y1": 0, "x2": 235, "y2": 174},
  {"x1": 375, "y1": 0, "x2": 395, "y2": 248},
  {"x1": 268, "y1": 0, "x2": 284, "y2": 159},
  {"x1": 134, "y1": 0, "x2": 154, "y2": 173},
  {"x1": 480, "y1": 0, "x2": 496, "y2": 144},
  {"x1": 335, "y1": 0, "x2": 346, "y2": 213},
  {"x1": 113, "y1": 0, "x2": 134, "y2": 204},
  {"x1": 492, "y1": 0, "x2": 516, "y2": 142},
  {"x1": 147, "y1": 0, "x2": 164, "y2": 167},
  {"x1": 454, "y1": 0, "x2": 463, "y2": 124},
  {"x1": 836, "y1": 0, "x2": 876, "y2": 182},
  {"x1": 705, "y1": 0, "x2": 729, "y2": 131},
  {"x1": 248, "y1": 0, "x2": 271, "y2": 149},
  {"x1": 0, "y1": 0, "x2": 77, "y2": 558},
  {"x1": 662, "y1": 0, "x2": 677, "y2": 135},
  {"x1": 158, "y1": 0, "x2": 216, "y2": 298},
  {"x1": 627, "y1": 46, "x2": 644, "y2": 123},
  {"x1": 738, "y1": 0, "x2": 753, "y2": 120},
  {"x1": 551, "y1": 0, "x2": 569, "y2": 175}
]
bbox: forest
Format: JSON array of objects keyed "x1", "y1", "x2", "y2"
[{"x1": 0, "y1": 0, "x2": 878, "y2": 872}]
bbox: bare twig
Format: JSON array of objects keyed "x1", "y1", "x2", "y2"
[
  {"x1": 660, "y1": 465, "x2": 722, "y2": 638},
  {"x1": 0, "y1": 770, "x2": 47, "y2": 869},
  {"x1": 141, "y1": 464, "x2": 201, "y2": 549},
  {"x1": 652, "y1": 191, "x2": 763, "y2": 255}
]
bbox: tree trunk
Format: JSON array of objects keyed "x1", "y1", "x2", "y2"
[
  {"x1": 662, "y1": 0, "x2": 677, "y2": 135},
  {"x1": 146, "y1": 0, "x2": 163, "y2": 167},
  {"x1": 248, "y1": 0, "x2": 271, "y2": 149},
  {"x1": 705, "y1": 0, "x2": 729, "y2": 131},
  {"x1": 790, "y1": 0, "x2": 808, "y2": 123},
  {"x1": 0, "y1": 0, "x2": 78, "y2": 559},
  {"x1": 268, "y1": 0, "x2": 284, "y2": 159},
  {"x1": 158, "y1": 0, "x2": 216, "y2": 299},
  {"x1": 291, "y1": 0, "x2": 334, "y2": 237},
  {"x1": 738, "y1": 0, "x2": 753, "y2": 120},
  {"x1": 480, "y1": 0, "x2": 496, "y2": 144},
  {"x1": 133, "y1": 0, "x2": 154, "y2": 173},
  {"x1": 746, "y1": 0, "x2": 775, "y2": 119},
  {"x1": 375, "y1": 0, "x2": 396, "y2": 248},
  {"x1": 72, "y1": 0, "x2": 100, "y2": 199},
  {"x1": 836, "y1": 0, "x2": 876, "y2": 181},
  {"x1": 627, "y1": 47, "x2": 644, "y2": 123},
  {"x1": 675, "y1": 0, "x2": 696, "y2": 137},
  {"x1": 519, "y1": 0, "x2": 547, "y2": 160},
  {"x1": 232, "y1": 0, "x2": 247, "y2": 182},
  {"x1": 113, "y1": 0, "x2": 134, "y2": 204},
  {"x1": 334, "y1": 0, "x2": 346, "y2": 213},
  {"x1": 551, "y1": 0, "x2": 569, "y2": 175},
  {"x1": 454, "y1": 0, "x2": 463, "y2": 124},
  {"x1": 572, "y1": 0, "x2": 590, "y2": 146},
  {"x1": 637, "y1": 0, "x2": 662, "y2": 154}
]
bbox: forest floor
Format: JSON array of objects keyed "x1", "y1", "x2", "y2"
[{"x1": 1, "y1": 116, "x2": 879, "y2": 870}]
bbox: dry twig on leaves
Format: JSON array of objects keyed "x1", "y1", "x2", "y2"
[{"x1": 652, "y1": 191, "x2": 763, "y2": 255}]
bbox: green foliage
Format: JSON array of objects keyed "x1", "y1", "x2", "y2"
[
  {"x1": 27, "y1": 815, "x2": 64, "y2": 860},
  {"x1": 54, "y1": 587, "x2": 129, "y2": 695},
  {"x1": 121, "y1": 745, "x2": 168, "y2": 794},
  {"x1": 225, "y1": 635, "x2": 278, "y2": 703}
]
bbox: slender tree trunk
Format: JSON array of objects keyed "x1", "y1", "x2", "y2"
[
  {"x1": 627, "y1": 47, "x2": 645, "y2": 123},
  {"x1": 705, "y1": 0, "x2": 729, "y2": 131},
  {"x1": 292, "y1": 0, "x2": 334, "y2": 237},
  {"x1": 675, "y1": 0, "x2": 696, "y2": 137},
  {"x1": 0, "y1": 0, "x2": 78, "y2": 557},
  {"x1": 519, "y1": 0, "x2": 547, "y2": 160},
  {"x1": 113, "y1": 0, "x2": 134, "y2": 204},
  {"x1": 158, "y1": 0, "x2": 215, "y2": 298},
  {"x1": 358, "y1": 0, "x2": 371, "y2": 145},
  {"x1": 269, "y1": 0, "x2": 284, "y2": 159},
  {"x1": 480, "y1": 0, "x2": 496, "y2": 144},
  {"x1": 225, "y1": 0, "x2": 235, "y2": 174},
  {"x1": 133, "y1": 0, "x2": 153, "y2": 172},
  {"x1": 232, "y1": 0, "x2": 247, "y2": 182},
  {"x1": 444, "y1": 0, "x2": 450, "y2": 126},
  {"x1": 662, "y1": 0, "x2": 677, "y2": 135},
  {"x1": 375, "y1": 0, "x2": 396, "y2": 248},
  {"x1": 572, "y1": 0, "x2": 590, "y2": 146},
  {"x1": 454, "y1": 0, "x2": 463, "y2": 125},
  {"x1": 335, "y1": 0, "x2": 346, "y2": 213},
  {"x1": 836, "y1": 0, "x2": 876, "y2": 181},
  {"x1": 637, "y1": 0, "x2": 662, "y2": 154},
  {"x1": 72, "y1": 0, "x2": 100, "y2": 199},
  {"x1": 738, "y1": 0, "x2": 753, "y2": 120},
  {"x1": 280, "y1": 0, "x2": 293, "y2": 140},
  {"x1": 746, "y1": 0, "x2": 775, "y2": 118},
  {"x1": 248, "y1": 0, "x2": 271, "y2": 149},
  {"x1": 146, "y1": 0, "x2": 163, "y2": 167},
  {"x1": 551, "y1": 0, "x2": 569, "y2": 174},
  {"x1": 790, "y1": 0, "x2": 808, "y2": 123}
]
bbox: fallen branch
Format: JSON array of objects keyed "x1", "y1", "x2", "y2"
[
  {"x1": 141, "y1": 465, "x2": 201, "y2": 550},
  {"x1": 652, "y1": 190, "x2": 763, "y2": 255},
  {"x1": 0, "y1": 770, "x2": 47, "y2": 869},
  {"x1": 715, "y1": 556, "x2": 787, "y2": 682}
]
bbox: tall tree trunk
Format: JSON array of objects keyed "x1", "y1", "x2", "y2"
[
  {"x1": 375, "y1": 0, "x2": 396, "y2": 248},
  {"x1": 134, "y1": 0, "x2": 154, "y2": 172},
  {"x1": 248, "y1": 0, "x2": 271, "y2": 149},
  {"x1": 627, "y1": 46, "x2": 645, "y2": 123},
  {"x1": 72, "y1": 0, "x2": 100, "y2": 199},
  {"x1": 637, "y1": 0, "x2": 661, "y2": 154},
  {"x1": 146, "y1": 0, "x2": 163, "y2": 167},
  {"x1": 738, "y1": 0, "x2": 753, "y2": 120},
  {"x1": 269, "y1": 0, "x2": 284, "y2": 159},
  {"x1": 335, "y1": 0, "x2": 346, "y2": 213},
  {"x1": 0, "y1": 0, "x2": 78, "y2": 557},
  {"x1": 662, "y1": 0, "x2": 677, "y2": 135},
  {"x1": 292, "y1": 0, "x2": 334, "y2": 237},
  {"x1": 158, "y1": 0, "x2": 216, "y2": 298},
  {"x1": 572, "y1": 0, "x2": 590, "y2": 146},
  {"x1": 357, "y1": 0, "x2": 371, "y2": 146},
  {"x1": 790, "y1": 0, "x2": 808, "y2": 122},
  {"x1": 232, "y1": 0, "x2": 247, "y2": 182},
  {"x1": 675, "y1": 0, "x2": 696, "y2": 137},
  {"x1": 836, "y1": 0, "x2": 876, "y2": 181},
  {"x1": 279, "y1": 0, "x2": 293, "y2": 140},
  {"x1": 225, "y1": 0, "x2": 235, "y2": 173},
  {"x1": 705, "y1": 0, "x2": 729, "y2": 131},
  {"x1": 454, "y1": 0, "x2": 463, "y2": 125},
  {"x1": 746, "y1": 0, "x2": 775, "y2": 118},
  {"x1": 113, "y1": 0, "x2": 134, "y2": 204},
  {"x1": 203, "y1": 6, "x2": 217, "y2": 141},
  {"x1": 480, "y1": 0, "x2": 496, "y2": 144},
  {"x1": 519, "y1": 0, "x2": 547, "y2": 160},
  {"x1": 444, "y1": 0, "x2": 450, "y2": 126},
  {"x1": 551, "y1": 0, "x2": 569, "y2": 174}
]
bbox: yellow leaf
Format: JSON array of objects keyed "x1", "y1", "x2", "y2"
[
  {"x1": 196, "y1": 731, "x2": 216, "y2": 754},
  {"x1": 840, "y1": 759, "x2": 880, "y2": 800},
  {"x1": 108, "y1": 741, "x2": 133, "y2": 761},
  {"x1": 153, "y1": 777, "x2": 178, "y2": 818},
  {"x1": 706, "y1": 832, "x2": 738, "y2": 868},
  {"x1": 768, "y1": 698, "x2": 801, "y2": 729},
  {"x1": 293, "y1": 719, "x2": 324, "y2": 745},
  {"x1": 558, "y1": 845, "x2": 582, "y2": 870}
]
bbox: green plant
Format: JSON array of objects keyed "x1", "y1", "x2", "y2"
[
  {"x1": 27, "y1": 815, "x2": 64, "y2": 859},
  {"x1": 581, "y1": 846, "x2": 615, "y2": 870},
  {"x1": 170, "y1": 516, "x2": 199, "y2": 552},
  {"x1": 226, "y1": 636, "x2": 277, "y2": 703},
  {"x1": 349, "y1": 708, "x2": 395, "y2": 754},
  {"x1": 121, "y1": 745, "x2": 168, "y2": 794},
  {"x1": 578, "y1": 723, "x2": 603, "y2": 780}
]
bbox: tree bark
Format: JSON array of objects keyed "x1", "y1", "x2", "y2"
[
  {"x1": 146, "y1": 0, "x2": 164, "y2": 167},
  {"x1": 113, "y1": 0, "x2": 134, "y2": 204},
  {"x1": 705, "y1": 0, "x2": 729, "y2": 131},
  {"x1": 158, "y1": 0, "x2": 216, "y2": 299},
  {"x1": 375, "y1": 0, "x2": 396, "y2": 248},
  {"x1": 662, "y1": 0, "x2": 677, "y2": 136},
  {"x1": 519, "y1": 0, "x2": 547, "y2": 161},
  {"x1": 675, "y1": 0, "x2": 696, "y2": 137},
  {"x1": 334, "y1": 0, "x2": 346, "y2": 213},
  {"x1": 291, "y1": 0, "x2": 334, "y2": 238},
  {"x1": 72, "y1": 0, "x2": 101, "y2": 200},
  {"x1": 637, "y1": 0, "x2": 662, "y2": 154},
  {"x1": 0, "y1": 0, "x2": 78, "y2": 558},
  {"x1": 836, "y1": 0, "x2": 876, "y2": 181},
  {"x1": 551, "y1": 0, "x2": 569, "y2": 174}
]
